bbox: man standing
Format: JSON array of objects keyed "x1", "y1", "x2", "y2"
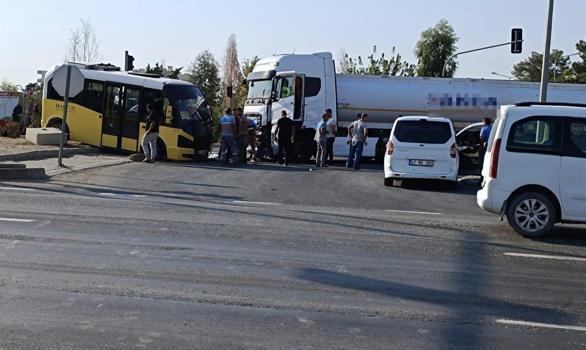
[
  {"x1": 275, "y1": 110, "x2": 296, "y2": 166},
  {"x1": 247, "y1": 117, "x2": 257, "y2": 162},
  {"x1": 315, "y1": 113, "x2": 329, "y2": 167},
  {"x1": 479, "y1": 117, "x2": 492, "y2": 150},
  {"x1": 479, "y1": 117, "x2": 492, "y2": 175},
  {"x1": 141, "y1": 103, "x2": 160, "y2": 163},
  {"x1": 235, "y1": 108, "x2": 249, "y2": 164},
  {"x1": 219, "y1": 108, "x2": 238, "y2": 164},
  {"x1": 346, "y1": 113, "x2": 368, "y2": 170},
  {"x1": 325, "y1": 108, "x2": 336, "y2": 166},
  {"x1": 12, "y1": 104, "x2": 22, "y2": 123}
]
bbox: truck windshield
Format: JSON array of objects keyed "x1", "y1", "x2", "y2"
[
  {"x1": 165, "y1": 85, "x2": 212, "y2": 123},
  {"x1": 247, "y1": 80, "x2": 272, "y2": 99}
]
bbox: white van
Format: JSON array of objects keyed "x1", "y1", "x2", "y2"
[
  {"x1": 477, "y1": 102, "x2": 586, "y2": 237},
  {"x1": 384, "y1": 116, "x2": 459, "y2": 186}
]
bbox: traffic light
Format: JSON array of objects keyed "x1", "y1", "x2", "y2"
[
  {"x1": 226, "y1": 86, "x2": 233, "y2": 98},
  {"x1": 511, "y1": 28, "x2": 523, "y2": 54},
  {"x1": 124, "y1": 51, "x2": 135, "y2": 71}
]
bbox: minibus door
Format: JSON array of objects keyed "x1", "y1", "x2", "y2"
[
  {"x1": 102, "y1": 83, "x2": 123, "y2": 149},
  {"x1": 102, "y1": 84, "x2": 140, "y2": 152},
  {"x1": 120, "y1": 86, "x2": 140, "y2": 152}
]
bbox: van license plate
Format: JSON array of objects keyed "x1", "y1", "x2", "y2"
[{"x1": 409, "y1": 159, "x2": 434, "y2": 167}]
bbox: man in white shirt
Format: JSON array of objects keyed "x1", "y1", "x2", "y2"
[
  {"x1": 325, "y1": 108, "x2": 336, "y2": 166},
  {"x1": 346, "y1": 113, "x2": 368, "y2": 170}
]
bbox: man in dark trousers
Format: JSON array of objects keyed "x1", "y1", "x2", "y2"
[
  {"x1": 141, "y1": 103, "x2": 160, "y2": 163},
  {"x1": 275, "y1": 110, "x2": 296, "y2": 166},
  {"x1": 12, "y1": 104, "x2": 22, "y2": 123},
  {"x1": 235, "y1": 108, "x2": 250, "y2": 164}
]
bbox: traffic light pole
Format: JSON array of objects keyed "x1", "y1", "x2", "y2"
[
  {"x1": 442, "y1": 40, "x2": 524, "y2": 77},
  {"x1": 539, "y1": 0, "x2": 555, "y2": 102}
]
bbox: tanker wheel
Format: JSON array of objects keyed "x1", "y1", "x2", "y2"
[{"x1": 296, "y1": 138, "x2": 316, "y2": 163}]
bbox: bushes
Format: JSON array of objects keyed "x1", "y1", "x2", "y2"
[{"x1": 0, "y1": 121, "x2": 21, "y2": 138}]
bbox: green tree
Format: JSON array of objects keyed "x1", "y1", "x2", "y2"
[
  {"x1": 145, "y1": 63, "x2": 182, "y2": 78},
  {"x1": 512, "y1": 49, "x2": 571, "y2": 82},
  {"x1": 342, "y1": 46, "x2": 416, "y2": 76},
  {"x1": 145, "y1": 63, "x2": 163, "y2": 75},
  {"x1": 0, "y1": 80, "x2": 19, "y2": 92},
  {"x1": 166, "y1": 67, "x2": 182, "y2": 79},
  {"x1": 569, "y1": 40, "x2": 586, "y2": 83},
  {"x1": 186, "y1": 50, "x2": 222, "y2": 118},
  {"x1": 415, "y1": 19, "x2": 459, "y2": 77},
  {"x1": 242, "y1": 56, "x2": 260, "y2": 78}
]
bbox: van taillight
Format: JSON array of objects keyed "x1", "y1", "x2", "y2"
[
  {"x1": 489, "y1": 139, "x2": 502, "y2": 179},
  {"x1": 450, "y1": 143, "x2": 457, "y2": 158},
  {"x1": 387, "y1": 142, "x2": 394, "y2": 155}
]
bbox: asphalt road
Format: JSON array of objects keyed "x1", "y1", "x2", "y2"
[{"x1": 0, "y1": 160, "x2": 585, "y2": 349}]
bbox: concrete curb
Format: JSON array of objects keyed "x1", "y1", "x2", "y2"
[
  {"x1": 0, "y1": 146, "x2": 97, "y2": 162},
  {"x1": 0, "y1": 168, "x2": 47, "y2": 180},
  {"x1": 46, "y1": 158, "x2": 132, "y2": 177},
  {"x1": 0, "y1": 164, "x2": 26, "y2": 169}
]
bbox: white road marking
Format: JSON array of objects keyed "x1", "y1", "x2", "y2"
[
  {"x1": 232, "y1": 200, "x2": 283, "y2": 206},
  {"x1": 495, "y1": 319, "x2": 586, "y2": 332},
  {"x1": 98, "y1": 192, "x2": 147, "y2": 198},
  {"x1": 0, "y1": 186, "x2": 35, "y2": 191},
  {"x1": 504, "y1": 252, "x2": 586, "y2": 263},
  {"x1": 386, "y1": 209, "x2": 442, "y2": 216},
  {"x1": 0, "y1": 218, "x2": 35, "y2": 223}
]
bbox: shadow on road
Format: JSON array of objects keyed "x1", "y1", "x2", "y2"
[
  {"x1": 162, "y1": 161, "x2": 311, "y2": 173},
  {"x1": 393, "y1": 179, "x2": 477, "y2": 195},
  {"x1": 295, "y1": 268, "x2": 572, "y2": 333},
  {"x1": 534, "y1": 225, "x2": 586, "y2": 247}
]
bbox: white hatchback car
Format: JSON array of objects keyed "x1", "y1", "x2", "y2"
[
  {"x1": 384, "y1": 116, "x2": 459, "y2": 186},
  {"x1": 478, "y1": 102, "x2": 586, "y2": 237}
]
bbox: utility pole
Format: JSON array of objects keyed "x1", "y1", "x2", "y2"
[
  {"x1": 540, "y1": 0, "x2": 555, "y2": 102},
  {"x1": 57, "y1": 66, "x2": 72, "y2": 167}
]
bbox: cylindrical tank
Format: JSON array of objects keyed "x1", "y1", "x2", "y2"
[{"x1": 335, "y1": 74, "x2": 586, "y2": 128}]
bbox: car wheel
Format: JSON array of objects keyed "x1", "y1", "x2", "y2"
[
  {"x1": 506, "y1": 192, "x2": 556, "y2": 238},
  {"x1": 384, "y1": 177, "x2": 393, "y2": 187},
  {"x1": 295, "y1": 137, "x2": 315, "y2": 163}
]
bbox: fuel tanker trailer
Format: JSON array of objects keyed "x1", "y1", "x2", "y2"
[{"x1": 243, "y1": 52, "x2": 586, "y2": 161}]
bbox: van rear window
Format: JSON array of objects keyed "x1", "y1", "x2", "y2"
[{"x1": 394, "y1": 120, "x2": 452, "y2": 144}]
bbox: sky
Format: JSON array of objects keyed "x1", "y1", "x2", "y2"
[{"x1": 1, "y1": 0, "x2": 585, "y2": 85}]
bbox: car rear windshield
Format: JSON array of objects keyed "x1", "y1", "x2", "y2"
[{"x1": 394, "y1": 120, "x2": 453, "y2": 144}]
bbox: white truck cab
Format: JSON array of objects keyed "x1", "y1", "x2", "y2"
[
  {"x1": 245, "y1": 53, "x2": 337, "y2": 161},
  {"x1": 478, "y1": 102, "x2": 586, "y2": 237}
]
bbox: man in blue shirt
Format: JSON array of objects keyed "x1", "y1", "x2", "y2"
[
  {"x1": 478, "y1": 118, "x2": 493, "y2": 178},
  {"x1": 219, "y1": 108, "x2": 238, "y2": 164},
  {"x1": 480, "y1": 118, "x2": 493, "y2": 149}
]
